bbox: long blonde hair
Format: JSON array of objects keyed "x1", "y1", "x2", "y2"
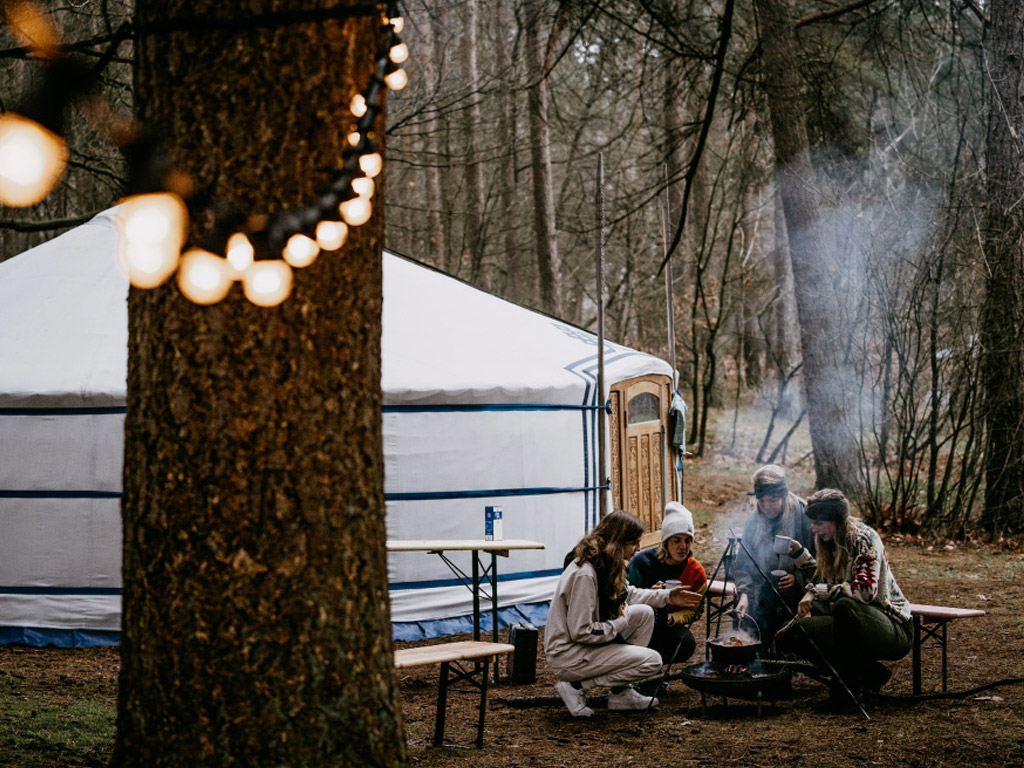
[
  {"x1": 572, "y1": 510, "x2": 645, "y2": 617},
  {"x1": 808, "y1": 490, "x2": 866, "y2": 583}
]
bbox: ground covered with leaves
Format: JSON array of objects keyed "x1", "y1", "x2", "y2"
[{"x1": 1, "y1": 448, "x2": 1022, "y2": 767}]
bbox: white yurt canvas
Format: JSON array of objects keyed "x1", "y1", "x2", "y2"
[{"x1": 0, "y1": 208, "x2": 674, "y2": 646}]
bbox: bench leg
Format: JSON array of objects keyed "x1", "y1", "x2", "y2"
[
  {"x1": 939, "y1": 621, "x2": 948, "y2": 693},
  {"x1": 476, "y1": 659, "x2": 489, "y2": 748},
  {"x1": 433, "y1": 661, "x2": 451, "y2": 746},
  {"x1": 912, "y1": 616, "x2": 922, "y2": 695}
]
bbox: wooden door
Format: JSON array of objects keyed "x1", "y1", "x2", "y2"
[{"x1": 608, "y1": 375, "x2": 676, "y2": 533}]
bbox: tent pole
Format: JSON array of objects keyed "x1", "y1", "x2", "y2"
[
  {"x1": 662, "y1": 165, "x2": 683, "y2": 503},
  {"x1": 595, "y1": 153, "x2": 608, "y2": 519}
]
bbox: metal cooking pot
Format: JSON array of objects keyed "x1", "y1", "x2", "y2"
[
  {"x1": 707, "y1": 636, "x2": 762, "y2": 666},
  {"x1": 708, "y1": 610, "x2": 762, "y2": 666}
]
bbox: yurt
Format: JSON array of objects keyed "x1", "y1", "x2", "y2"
[{"x1": 0, "y1": 209, "x2": 681, "y2": 646}]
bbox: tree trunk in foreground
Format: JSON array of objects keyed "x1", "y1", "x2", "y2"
[
  {"x1": 981, "y1": 0, "x2": 1024, "y2": 536},
  {"x1": 753, "y1": 0, "x2": 863, "y2": 495},
  {"x1": 114, "y1": 2, "x2": 406, "y2": 765}
]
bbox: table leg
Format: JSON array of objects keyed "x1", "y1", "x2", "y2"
[
  {"x1": 491, "y1": 551, "x2": 499, "y2": 644},
  {"x1": 472, "y1": 552, "x2": 481, "y2": 642}
]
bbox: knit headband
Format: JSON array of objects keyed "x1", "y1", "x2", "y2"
[
  {"x1": 753, "y1": 479, "x2": 788, "y2": 499},
  {"x1": 804, "y1": 496, "x2": 849, "y2": 522}
]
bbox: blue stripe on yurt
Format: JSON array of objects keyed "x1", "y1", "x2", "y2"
[
  {"x1": 382, "y1": 403, "x2": 607, "y2": 412},
  {"x1": 0, "y1": 407, "x2": 126, "y2": 415},
  {"x1": 385, "y1": 485, "x2": 607, "y2": 501},
  {"x1": 389, "y1": 568, "x2": 561, "y2": 591},
  {"x1": 0, "y1": 586, "x2": 121, "y2": 595},
  {"x1": 0, "y1": 490, "x2": 121, "y2": 499}
]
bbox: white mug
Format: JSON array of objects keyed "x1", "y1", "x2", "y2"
[{"x1": 773, "y1": 535, "x2": 792, "y2": 555}]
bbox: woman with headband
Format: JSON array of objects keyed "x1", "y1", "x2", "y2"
[
  {"x1": 733, "y1": 465, "x2": 816, "y2": 643},
  {"x1": 781, "y1": 488, "x2": 912, "y2": 713}
]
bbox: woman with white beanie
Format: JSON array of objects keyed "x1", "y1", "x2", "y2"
[{"x1": 626, "y1": 501, "x2": 707, "y2": 670}]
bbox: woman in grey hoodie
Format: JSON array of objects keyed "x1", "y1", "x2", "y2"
[{"x1": 544, "y1": 510, "x2": 702, "y2": 717}]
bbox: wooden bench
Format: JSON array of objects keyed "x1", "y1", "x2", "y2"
[
  {"x1": 704, "y1": 581, "x2": 985, "y2": 695},
  {"x1": 908, "y1": 603, "x2": 986, "y2": 695},
  {"x1": 394, "y1": 640, "x2": 514, "y2": 748}
]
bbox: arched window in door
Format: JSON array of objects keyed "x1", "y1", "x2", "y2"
[{"x1": 628, "y1": 392, "x2": 660, "y2": 424}]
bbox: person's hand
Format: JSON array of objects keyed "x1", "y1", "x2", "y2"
[
  {"x1": 652, "y1": 580, "x2": 666, "y2": 589},
  {"x1": 788, "y1": 539, "x2": 803, "y2": 556},
  {"x1": 735, "y1": 592, "x2": 749, "y2": 616},
  {"x1": 777, "y1": 573, "x2": 796, "y2": 592},
  {"x1": 797, "y1": 592, "x2": 814, "y2": 618},
  {"x1": 669, "y1": 587, "x2": 702, "y2": 609}
]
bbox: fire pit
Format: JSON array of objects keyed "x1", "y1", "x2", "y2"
[{"x1": 678, "y1": 660, "x2": 792, "y2": 717}]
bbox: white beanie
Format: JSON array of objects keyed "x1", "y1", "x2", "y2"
[{"x1": 661, "y1": 501, "x2": 694, "y2": 542}]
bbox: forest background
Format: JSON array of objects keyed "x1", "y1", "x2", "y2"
[{"x1": 2, "y1": 0, "x2": 1023, "y2": 543}]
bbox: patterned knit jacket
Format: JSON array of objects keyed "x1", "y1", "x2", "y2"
[{"x1": 805, "y1": 522, "x2": 912, "y2": 623}]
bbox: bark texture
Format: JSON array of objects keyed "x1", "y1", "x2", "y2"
[
  {"x1": 754, "y1": 0, "x2": 863, "y2": 494},
  {"x1": 524, "y1": 0, "x2": 563, "y2": 315},
  {"x1": 114, "y1": 2, "x2": 406, "y2": 766},
  {"x1": 981, "y1": 0, "x2": 1024, "y2": 535}
]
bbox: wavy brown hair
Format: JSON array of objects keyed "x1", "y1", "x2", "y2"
[{"x1": 571, "y1": 510, "x2": 645, "y2": 620}]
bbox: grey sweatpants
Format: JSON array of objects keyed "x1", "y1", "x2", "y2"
[{"x1": 547, "y1": 604, "x2": 663, "y2": 689}]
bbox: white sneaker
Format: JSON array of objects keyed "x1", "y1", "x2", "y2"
[
  {"x1": 607, "y1": 686, "x2": 658, "y2": 711},
  {"x1": 555, "y1": 680, "x2": 594, "y2": 717}
]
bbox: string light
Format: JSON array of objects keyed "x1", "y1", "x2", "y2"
[
  {"x1": 350, "y1": 93, "x2": 367, "y2": 117},
  {"x1": 340, "y1": 196, "x2": 372, "y2": 226},
  {"x1": 225, "y1": 232, "x2": 255, "y2": 276},
  {"x1": 351, "y1": 176, "x2": 374, "y2": 199},
  {"x1": 383, "y1": 66, "x2": 408, "y2": 91},
  {"x1": 116, "y1": 193, "x2": 188, "y2": 289},
  {"x1": 389, "y1": 41, "x2": 409, "y2": 64},
  {"x1": 0, "y1": 114, "x2": 68, "y2": 207},
  {"x1": 243, "y1": 260, "x2": 293, "y2": 307},
  {"x1": 359, "y1": 152, "x2": 383, "y2": 178},
  {"x1": 315, "y1": 220, "x2": 348, "y2": 251},
  {"x1": 178, "y1": 248, "x2": 233, "y2": 305},
  {"x1": 283, "y1": 233, "x2": 320, "y2": 267},
  {"x1": 0, "y1": 1, "x2": 409, "y2": 308}
]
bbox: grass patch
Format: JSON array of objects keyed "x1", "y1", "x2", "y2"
[{"x1": 0, "y1": 689, "x2": 114, "y2": 768}]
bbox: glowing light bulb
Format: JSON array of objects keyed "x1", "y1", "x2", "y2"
[
  {"x1": 226, "y1": 232, "x2": 255, "y2": 275},
  {"x1": 283, "y1": 233, "x2": 320, "y2": 267},
  {"x1": 351, "y1": 176, "x2": 374, "y2": 199},
  {"x1": 116, "y1": 193, "x2": 188, "y2": 289},
  {"x1": 340, "y1": 196, "x2": 372, "y2": 226},
  {"x1": 348, "y1": 131, "x2": 362, "y2": 147},
  {"x1": 350, "y1": 93, "x2": 367, "y2": 117},
  {"x1": 389, "y1": 42, "x2": 409, "y2": 64},
  {"x1": 315, "y1": 220, "x2": 348, "y2": 251},
  {"x1": 178, "y1": 248, "x2": 233, "y2": 305},
  {"x1": 384, "y1": 67, "x2": 408, "y2": 91},
  {"x1": 0, "y1": 114, "x2": 68, "y2": 207},
  {"x1": 243, "y1": 260, "x2": 293, "y2": 307},
  {"x1": 388, "y1": 16, "x2": 405, "y2": 33},
  {"x1": 359, "y1": 152, "x2": 383, "y2": 178}
]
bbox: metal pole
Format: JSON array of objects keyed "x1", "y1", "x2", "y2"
[
  {"x1": 661, "y1": 165, "x2": 683, "y2": 503},
  {"x1": 595, "y1": 154, "x2": 608, "y2": 518}
]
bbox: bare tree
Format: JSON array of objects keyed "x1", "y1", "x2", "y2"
[
  {"x1": 752, "y1": 0, "x2": 864, "y2": 494},
  {"x1": 980, "y1": 0, "x2": 1024, "y2": 535},
  {"x1": 524, "y1": 0, "x2": 563, "y2": 315}
]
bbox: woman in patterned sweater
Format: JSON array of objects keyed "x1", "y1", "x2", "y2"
[{"x1": 780, "y1": 488, "x2": 913, "y2": 712}]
